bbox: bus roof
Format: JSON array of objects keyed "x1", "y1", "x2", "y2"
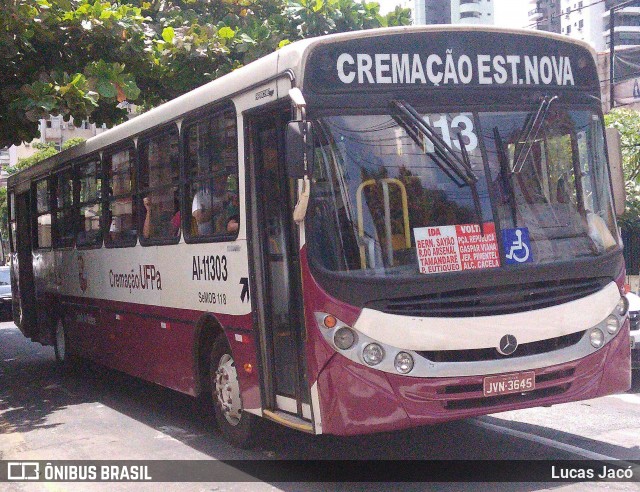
[{"x1": 7, "y1": 25, "x2": 597, "y2": 189}]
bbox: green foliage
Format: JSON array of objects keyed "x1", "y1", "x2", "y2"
[
  {"x1": 1, "y1": 0, "x2": 150, "y2": 146},
  {"x1": 62, "y1": 137, "x2": 86, "y2": 150},
  {"x1": 604, "y1": 108, "x2": 640, "y2": 228},
  {"x1": 1, "y1": 0, "x2": 411, "y2": 148},
  {"x1": 7, "y1": 145, "x2": 59, "y2": 175}
]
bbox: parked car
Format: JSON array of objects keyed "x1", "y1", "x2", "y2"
[
  {"x1": 0, "y1": 266, "x2": 11, "y2": 320},
  {"x1": 626, "y1": 291, "x2": 640, "y2": 374}
]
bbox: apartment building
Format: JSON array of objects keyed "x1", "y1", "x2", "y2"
[
  {"x1": 412, "y1": 0, "x2": 494, "y2": 25},
  {"x1": 528, "y1": 0, "x2": 562, "y2": 33},
  {"x1": 558, "y1": 0, "x2": 640, "y2": 51}
]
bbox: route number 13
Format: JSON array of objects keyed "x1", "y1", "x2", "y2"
[{"x1": 421, "y1": 113, "x2": 478, "y2": 153}]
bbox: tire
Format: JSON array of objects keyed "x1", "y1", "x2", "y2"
[
  {"x1": 210, "y1": 336, "x2": 257, "y2": 448},
  {"x1": 53, "y1": 318, "x2": 75, "y2": 368}
]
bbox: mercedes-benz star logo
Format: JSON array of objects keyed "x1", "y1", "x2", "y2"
[{"x1": 497, "y1": 334, "x2": 518, "y2": 356}]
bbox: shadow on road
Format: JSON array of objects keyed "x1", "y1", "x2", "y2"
[
  {"x1": 0, "y1": 326, "x2": 78, "y2": 435},
  {"x1": 630, "y1": 371, "x2": 640, "y2": 394}
]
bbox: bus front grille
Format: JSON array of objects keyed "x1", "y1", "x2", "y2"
[
  {"x1": 416, "y1": 332, "x2": 585, "y2": 363},
  {"x1": 370, "y1": 278, "x2": 609, "y2": 317}
]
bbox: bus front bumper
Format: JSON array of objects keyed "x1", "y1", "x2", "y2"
[{"x1": 315, "y1": 326, "x2": 631, "y2": 436}]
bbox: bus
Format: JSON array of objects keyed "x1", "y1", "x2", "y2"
[{"x1": 8, "y1": 26, "x2": 632, "y2": 447}]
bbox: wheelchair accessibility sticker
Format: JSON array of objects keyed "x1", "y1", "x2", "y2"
[{"x1": 502, "y1": 228, "x2": 533, "y2": 264}]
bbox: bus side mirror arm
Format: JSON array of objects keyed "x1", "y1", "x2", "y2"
[
  {"x1": 286, "y1": 118, "x2": 314, "y2": 224},
  {"x1": 606, "y1": 128, "x2": 625, "y2": 217},
  {"x1": 285, "y1": 120, "x2": 314, "y2": 179},
  {"x1": 293, "y1": 176, "x2": 310, "y2": 224}
]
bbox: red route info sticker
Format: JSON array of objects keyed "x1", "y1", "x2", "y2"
[{"x1": 414, "y1": 223, "x2": 500, "y2": 274}]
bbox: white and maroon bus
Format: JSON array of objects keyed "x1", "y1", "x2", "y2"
[{"x1": 8, "y1": 26, "x2": 632, "y2": 447}]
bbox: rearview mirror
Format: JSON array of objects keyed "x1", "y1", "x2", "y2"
[
  {"x1": 606, "y1": 128, "x2": 625, "y2": 217},
  {"x1": 286, "y1": 121, "x2": 313, "y2": 179}
]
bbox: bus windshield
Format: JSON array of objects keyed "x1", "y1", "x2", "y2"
[{"x1": 308, "y1": 104, "x2": 618, "y2": 276}]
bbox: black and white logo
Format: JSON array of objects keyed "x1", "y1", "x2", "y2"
[
  {"x1": 255, "y1": 88, "x2": 275, "y2": 100},
  {"x1": 497, "y1": 334, "x2": 518, "y2": 356},
  {"x1": 7, "y1": 462, "x2": 39, "y2": 480}
]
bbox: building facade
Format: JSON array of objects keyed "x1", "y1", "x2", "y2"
[
  {"x1": 558, "y1": 0, "x2": 640, "y2": 52},
  {"x1": 603, "y1": 0, "x2": 640, "y2": 49},
  {"x1": 561, "y1": 0, "x2": 606, "y2": 51},
  {"x1": 412, "y1": 0, "x2": 494, "y2": 25},
  {"x1": 528, "y1": 0, "x2": 562, "y2": 33}
]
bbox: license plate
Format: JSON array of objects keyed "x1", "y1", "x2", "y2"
[{"x1": 483, "y1": 371, "x2": 535, "y2": 397}]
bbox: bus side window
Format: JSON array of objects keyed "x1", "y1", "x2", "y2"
[
  {"x1": 139, "y1": 126, "x2": 181, "y2": 244},
  {"x1": 104, "y1": 146, "x2": 137, "y2": 248},
  {"x1": 53, "y1": 170, "x2": 75, "y2": 249},
  {"x1": 33, "y1": 178, "x2": 52, "y2": 249},
  {"x1": 184, "y1": 108, "x2": 239, "y2": 242},
  {"x1": 76, "y1": 158, "x2": 102, "y2": 248}
]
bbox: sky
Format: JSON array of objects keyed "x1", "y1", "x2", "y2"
[{"x1": 378, "y1": 0, "x2": 530, "y2": 29}]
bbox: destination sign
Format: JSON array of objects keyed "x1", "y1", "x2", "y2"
[
  {"x1": 335, "y1": 53, "x2": 575, "y2": 87},
  {"x1": 305, "y1": 31, "x2": 598, "y2": 93}
]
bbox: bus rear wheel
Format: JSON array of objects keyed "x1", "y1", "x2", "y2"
[
  {"x1": 210, "y1": 336, "x2": 257, "y2": 448},
  {"x1": 53, "y1": 318, "x2": 75, "y2": 368}
]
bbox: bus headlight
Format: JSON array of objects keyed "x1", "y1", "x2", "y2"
[
  {"x1": 394, "y1": 352, "x2": 414, "y2": 374},
  {"x1": 605, "y1": 315, "x2": 620, "y2": 335},
  {"x1": 590, "y1": 328, "x2": 605, "y2": 348},
  {"x1": 362, "y1": 343, "x2": 385, "y2": 366},
  {"x1": 616, "y1": 296, "x2": 629, "y2": 317},
  {"x1": 334, "y1": 327, "x2": 356, "y2": 350}
]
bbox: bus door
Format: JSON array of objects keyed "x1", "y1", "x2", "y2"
[
  {"x1": 247, "y1": 109, "x2": 312, "y2": 426},
  {"x1": 14, "y1": 191, "x2": 37, "y2": 337}
]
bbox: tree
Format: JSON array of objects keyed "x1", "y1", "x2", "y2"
[
  {"x1": 604, "y1": 108, "x2": 640, "y2": 228},
  {"x1": 0, "y1": 0, "x2": 411, "y2": 149},
  {"x1": 0, "y1": 0, "x2": 148, "y2": 148}
]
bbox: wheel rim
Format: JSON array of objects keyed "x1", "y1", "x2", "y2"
[
  {"x1": 56, "y1": 321, "x2": 66, "y2": 360},
  {"x1": 215, "y1": 353, "x2": 242, "y2": 426}
]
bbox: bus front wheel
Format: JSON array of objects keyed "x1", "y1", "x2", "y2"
[{"x1": 210, "y1": 336, "x2": 256, "y2": 448}]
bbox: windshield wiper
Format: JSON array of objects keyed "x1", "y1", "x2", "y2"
[
  {"x1": 493, "y1": 127, "x2": 518, "y2": 226},
  {"x1": 512, "y1": 95, "x2": 558, "y2": 173},
  {"x1": 390, "y1": 99, "x2": 484, "y2": 235}
]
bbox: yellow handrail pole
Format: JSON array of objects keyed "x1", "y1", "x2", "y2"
[
  {"x1": 382, "y1": 178, "x2": 411, "y2": 249},
  {"x1": 356, "y1": 179, "x2": 376, "y2": 269}
]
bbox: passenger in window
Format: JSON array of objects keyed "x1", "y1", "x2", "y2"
[
  {"x1": 143, "y1": 192, "x2": 181, "y2": 239},
  {"x1": 191, "y1": 179, "x2": 225, "y2": 235},
  {"x1": 226, "y1": 215, "x2": 239, "y2": 234},
  {"x1": 223, "y1": 175, "x2": 239, "y2": 234},
  {"x1": 142, "y1": 195, "x2": 153, "y2": 239}
]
